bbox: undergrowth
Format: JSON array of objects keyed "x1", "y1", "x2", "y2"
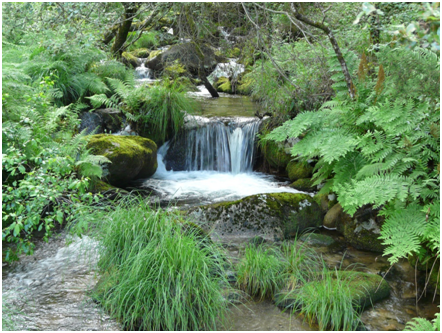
[{"x1": 81, "y1": 198, "x2": 230, "y2": 331}]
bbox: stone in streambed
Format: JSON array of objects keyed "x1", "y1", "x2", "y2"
[
  {"x1": 186, "y1": 193, "x2": 324, "y2": 241},
  {"x1": 87, "y1": 134, "x2": 157, "y2": 187}
]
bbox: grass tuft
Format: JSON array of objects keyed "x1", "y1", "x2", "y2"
[{"x1": 87, "y1": 198, "x2": 229, "y2": 330}]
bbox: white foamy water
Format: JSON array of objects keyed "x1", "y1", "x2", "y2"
[{"x1": 141, "y1": 145, "x2": 305, "y2": 206}]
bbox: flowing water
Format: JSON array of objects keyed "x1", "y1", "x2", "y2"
[{"x1": 3, "y1": 68, "x2": 438, "y2": 331}]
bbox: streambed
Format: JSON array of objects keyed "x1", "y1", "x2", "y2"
[{"x1": 3, "y1": 86, "x2": 438, "y2": 331}]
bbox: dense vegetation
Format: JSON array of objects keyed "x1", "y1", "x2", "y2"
[{"x1": 2, "y1": 2, "x2": 440, "y2": 331}]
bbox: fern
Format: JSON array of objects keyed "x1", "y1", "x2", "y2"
[{"x1": 404, "y1": 313, "x2": 440, "y2": 331}]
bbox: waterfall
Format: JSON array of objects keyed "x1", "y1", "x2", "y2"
[{"x1": 164, "y1": 117, "x2": 261, "y2": 174}]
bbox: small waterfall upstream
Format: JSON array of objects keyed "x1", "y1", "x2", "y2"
[{"x1": 181, "y1": 118, "x2": 260, "y2": 173}]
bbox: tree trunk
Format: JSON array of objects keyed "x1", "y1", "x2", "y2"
[
  {"x1": 290, "y1": 4, "x2": 356, "y2": 100},
  {"x1": 200, "y1": 76, "x2": 219, "y2": 98},
  {"x1": 110, "y1": 4, "x2": 138, "y2": 58}
]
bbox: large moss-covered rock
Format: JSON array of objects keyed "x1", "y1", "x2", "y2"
[
  {"x1": 145, "y1": 43, "x2": 218, "y2": 76},
  {"x1": 276, "y1": 271, "x2": 390, "y2": 311},
  {"x1": 290, "y1": 178, "x2": 315, "y2": 192},
  {"x1": 286, "y1": 161, "x2": 313, "y2": 182},
  {"x1": 336, "y1": 205, "x2": 386, "y2": 253},
  {"x1": 130, "y1": 48, "x2": 150, "y2": 58},
  {"x1": 121, "y1": 51, "x2": 139, "y2": 68},
  {"x1": 87, "y1": 134, "x2": 157, "y2": 186},
  {"x1": 186, "y1": 193, "x2": 324, "y2": 241},
  {"x1": 262, "y1": 141, "x2": 292, "y2": 170}
]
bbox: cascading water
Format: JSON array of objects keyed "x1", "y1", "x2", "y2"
[
  {"x1": 140, "y1": 115, "x2": 305, "y2": 206},
  {"x1": 183, "y1": 118, "x2": 260, "y2": 173}
]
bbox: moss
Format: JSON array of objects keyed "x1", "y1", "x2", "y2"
[
  {"x1": 121, "y1": 51, "x2": 139, "y2": 68},
  {"x1": 130, "y1": 48, "x2": 150, "y2": 58},
  {"x1": 262, "y1": 141, "x2": 292, "y2": 170},
  {"x1": 335, "y1": 271, "x2": 390, "y2": 309},
  {"x1": 299, "y1": 233, "x2": 337, "y2": 247},
  {"x1": 93, "y1": 180, "x2": 116, "y2": 192},
  {"x1": 286, "y1": 161, "x2": 313, "y2": 182},
  {"x1": 290, "y1": 178, "x2": 315, "y2": 192},
  {"x1": 164, "y1": 59, "x2": 187, "y2": 78},
  {"x1": 87, "y1": 134, "x2": 157, "y2": 186},
  {"x1": 147, "y1": 49, "x2": 163, "y2": 61}
]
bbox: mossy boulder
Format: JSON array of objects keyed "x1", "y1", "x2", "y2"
[
  {"x1": 214, "y1": 76, "x2": 232, "y2": 93},
  {"x1": 130, "y1": 48, "x2": 150, "y2": 58},
  {"x1": 286, "y1": 161, "x2": 313, "y2": 182},
  {"x1": 87, "y1": 134, "x2": 157, "y2": 186},
  {"x1": 262, "y1": 141, "x2": 292, "y2": 170},
  {"x1": 147, "y1": 49, "x2": 163, "y2": 61},
  {"x1": 290, "y1": 178, "x2": 315, "y2": 192},
  {"x1": 276, "y1": 271, "x2": 390, "y2": 311},
  {"x1": 299, "y1": 233, "x2": 337, "y2": 247},
  {"x1": 336, "y1": 205, "x2": 386, "y2": 253},
  {"x1": 313, "y1": 192, "x2": 338, "y2": 214},
  {"x1": 145, "y1": 42, "x2": 218, "y2": 76},
  {"x1": 186, "y1": 193, "x2": 324, "y2": 241},
  {"x1": 121, "y1": 51, "x2": 139, "y2": 68}
]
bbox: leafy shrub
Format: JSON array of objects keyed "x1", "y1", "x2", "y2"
[{"x1": 265, "y1": 46, "x2": 440, "y2": 267}]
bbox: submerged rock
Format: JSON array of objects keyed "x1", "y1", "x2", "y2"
[
  {"x1": 186, "y1": 193, "x2": 323, "y2": 241},
  {"x1": 298, "y1": 233, "x2": 337, "y2": 247},
  {"x1": 87, "y1": 134, "x2": 157, "y2": 186}
]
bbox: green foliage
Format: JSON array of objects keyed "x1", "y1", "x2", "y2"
[
  {"x1": 283, "y1": 265, "x2": 362, "y2": 331},
  {"x1": 88, "y1": 79, "x2": 198, "y2": 143},
  {"x1": 404, "y1": 312, "x2": 440, "y2": 331},
  {"x1": 2, "y1": 34, "x2": 111, "y2": 261},
  {"x1": 265, "y1": 45, "x2": 440, "y2": 266},
  {"x1": 85, "y1": 199, "x2": 229, "y2": 331},
  {"x1": 236, "y1": 244, "x2": 286, "y2": 299},
  {"x1": 128, "y1": 31, "x2": 160, "y2": 50},
  {"x1": 243, "y1": 40, "x2": 333, "y2": 116}
]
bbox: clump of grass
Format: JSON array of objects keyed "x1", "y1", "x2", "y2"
[
  {"x1": 236, "y1": 244, "x2": 287, "y2": 299},
  {"x1": 280, "y1": 262, "x2": 362, "y2": 331},
  {"x1": 88, "y1": 198, "x2": 229, "y2": 331}
]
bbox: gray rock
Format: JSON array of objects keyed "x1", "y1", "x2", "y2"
[{"x1": 185, "y1": 193, "x2": 324, "y2": 242}]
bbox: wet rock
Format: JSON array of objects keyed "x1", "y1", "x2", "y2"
[
  {"x1": 145, "y1": 42, "x2": 218, "y2": 76},
  {"x1": 261, "y1": 141, "x2": 292, "y2": 170},
  {"x1": 79, "y1": 109, "x2": 123, "y2": 135},
  {"x1": 79, "y1": 112, "x2": 103, "y2": 134},
  {"x1": 298, "y1": 233, "x2": 337, "y2": 247},
  {"x1": 313, "y1": 192, "x2": 337, "y2": 214},
  {"x1": 336, "y1": 205, "x2": 386, "y2": 253},
  {"x1": 87, "y1": 134, "x2": 157, "y2": 187},
  {"x1": 323, "y1": 203, "x2": 344, "y2": 229},
  {"x1": 286, "y1": 161, "x2": 313, "y2": 182},
  {"x1": 290, "y1": 178, "x2": 315, "y2": 192},
  {"x1": 186, "y1": 193, "x2": 324, "y2": 241}
]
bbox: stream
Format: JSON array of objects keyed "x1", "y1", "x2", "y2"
[{"x1": 2, "y1": 67, "x2": 438, "y2": 331}]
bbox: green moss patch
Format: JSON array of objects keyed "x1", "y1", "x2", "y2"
[
  {"x1": 286, "y1": 161, "x2": 313, "y2": 182},
  {"x1": 290, "y1": 178, "x2": 315, "y2": 192},
  {"x1": 87, "y1": 134, "x2": 157, "y2": 186}
]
